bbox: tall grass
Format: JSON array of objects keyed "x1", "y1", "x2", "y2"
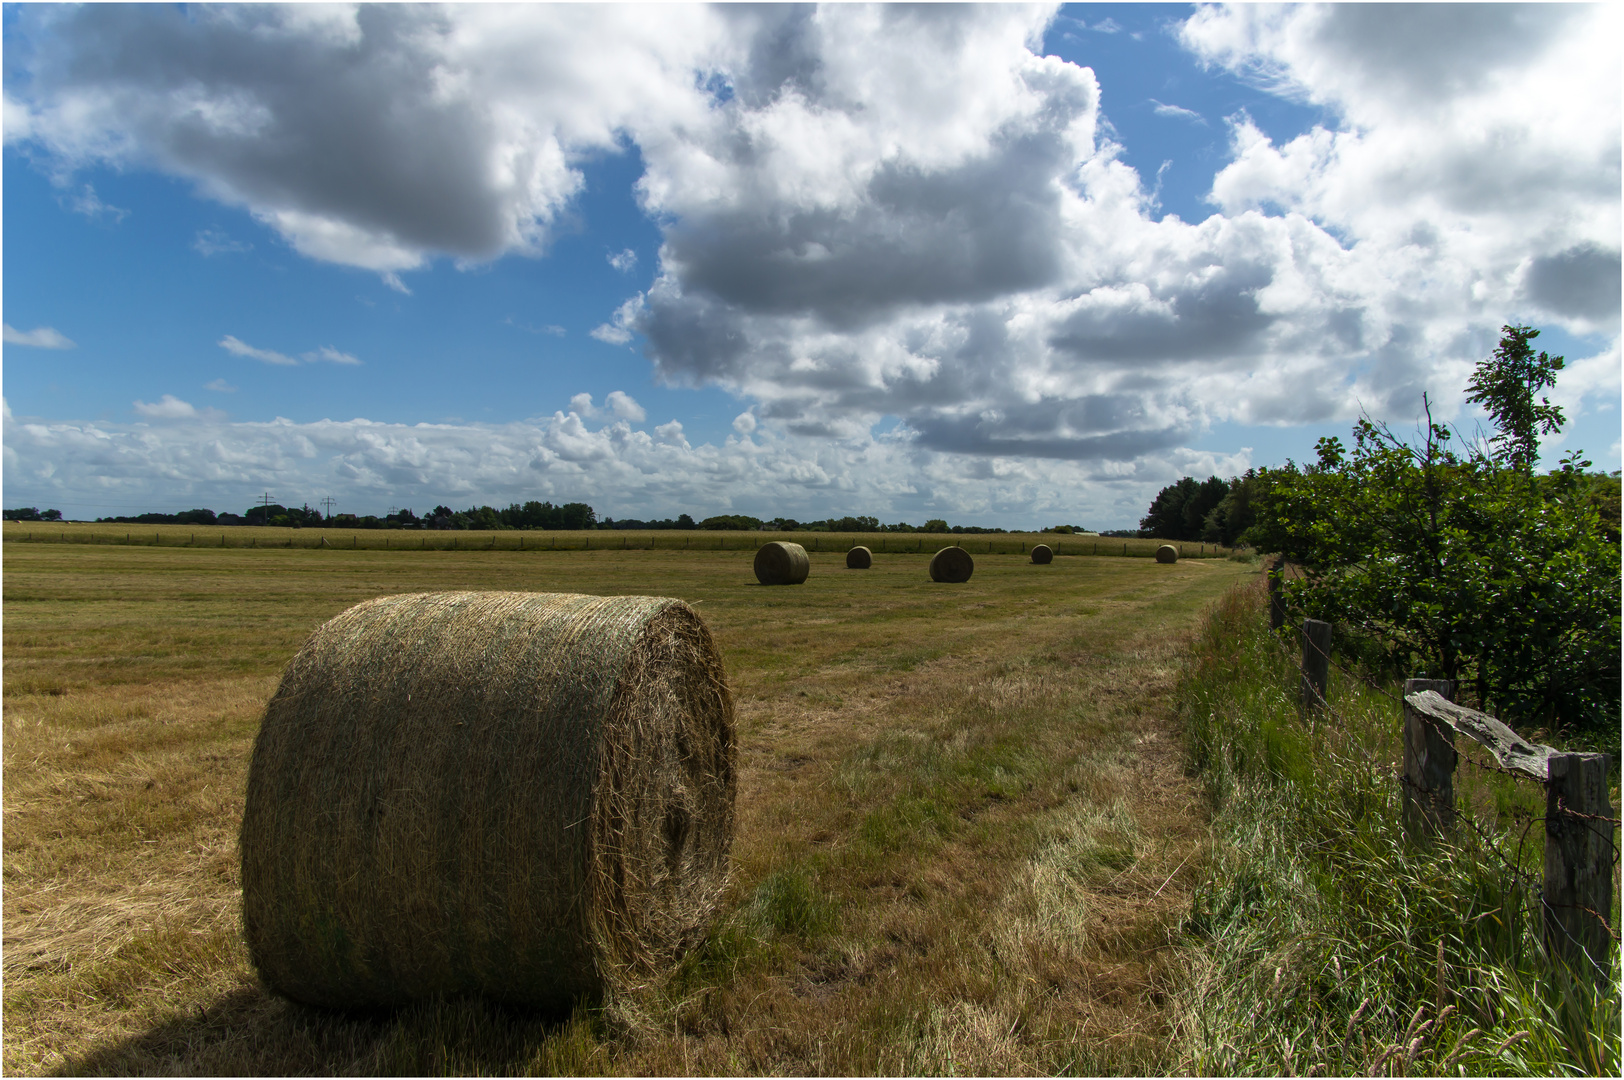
[{"x1": 1170, "y1": 578, "x2": 1620, "y2": 1076}]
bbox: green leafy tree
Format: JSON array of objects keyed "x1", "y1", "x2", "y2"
[
  {"x1": 1200, "y1": 470, "x2": 1261, "y2": 546},
  {"x1": 1465, "y1": 324, "x2": 1564, "y2": 473},
  {"x1": 1142, "y1": 476, "x2": 1228, "y2": 541},
  {"x1": 1250, "y1": 327, "x2": 1619, "y2": 737}
]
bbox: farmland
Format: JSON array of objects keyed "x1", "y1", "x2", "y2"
[{"x1": 3, "y1": 524, "x2": 1250, "y2": 1074}]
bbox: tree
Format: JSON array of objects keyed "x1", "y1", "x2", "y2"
[
  {"x1": 1141, "y1": 476, "x2": 1227, "y2": 541},
  {"x1": 1200, "y1": 471, "x2": 1261, "y2": 546},
  {"x1": 1250, "y1": 326, "x2": 1619, "y2": 737},
  {"x1": 1465, "y1": 324, "x2": 1564, "y2": 473}
]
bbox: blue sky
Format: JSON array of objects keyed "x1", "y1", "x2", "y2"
[{"x1": 4, "y1": 4, "x2": 1619, "y2": 526}]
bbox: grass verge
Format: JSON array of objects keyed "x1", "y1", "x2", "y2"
[{"x1": 1169, "y1": 576, "x2": 1621, "y2": 1076}]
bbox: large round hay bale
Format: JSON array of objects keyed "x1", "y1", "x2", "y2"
[
  {"x1": 929, "y1": 546, "x2": 974, "y2": 583},
  {"x1": 846, "y1": 545, "x2": 872, "y2": 569},
  {"x1": 1030, "y1": 544, "x2": 1053, "y2": 564},
  {"x1": 1155, "y1": 543, "x2": 1179, "y2": 564},
  {"x1": 754, "y1": 541, "x2": 810, "y2": 585},
  {"x1": 240, "y1": 591, "x2": 736, "y2": 1011}
]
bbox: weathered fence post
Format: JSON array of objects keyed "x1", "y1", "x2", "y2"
[
  {"x1": 1268, "y1": 560, "x2": 1286, "y2": 630},
  {"x1": 1299, "y1": 618, "x2": 1332, "y2": 710},
  {"x1": 1401, "y1": 678, "x2": 1457, "y2": 840},
  {"x1": 1544, "y1": 753, "x2": 1615, "y2": 986}
]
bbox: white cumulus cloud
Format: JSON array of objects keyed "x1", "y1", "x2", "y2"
[
  {"x1": 132, "y1": 394, "x2": 203, "y2": 419},
  {"x1": 305, "y1": 346, "x2": 362, "y2": 366},
  {"x1": 2, "y1": 403, "x2": 1254, "y2": 529},
  {"x1": 219, "y1": 334, "x2": 297, "y2": 366},
  {"x1": 4, "y1": 324, "x2": 76, "y2": 349},
  {"x1": 4, "y1": 2, "x2": 1616, "y2": 479}
]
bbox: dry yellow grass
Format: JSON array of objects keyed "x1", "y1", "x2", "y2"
[{"x1": 3, "y1": 531, "x2": 1248, "y2": 1074}]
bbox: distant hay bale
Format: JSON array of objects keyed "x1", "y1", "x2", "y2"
[
  {"x1": 240, "y1": 591, "x2": 736, "y2": 1012},
  {"x1": 846, "y1": 545, "x2": 872, "y2": 569},
  {"x1": 754, "y1": 541, "x2": 810, "y2": 585},
  {"x1": 1156, "y1": 544, "x2": 1179, "y2": 564},
  {"x1": 929, "y1": 546, "x2": 974, "y2": 583},
  {"x1": 1030, "y1": 544, "x2": 1053, "y2": 564}
]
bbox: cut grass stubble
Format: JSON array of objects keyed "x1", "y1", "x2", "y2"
[{"x1": 4, "y1": 539, "x2": 1246, "y2": 1075}]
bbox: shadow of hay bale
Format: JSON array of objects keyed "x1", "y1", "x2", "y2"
[
  {"x1": 754, "y1": 542, "x2": 810, "y2": 584},
  {"x1": 54, "y1": 985, "x2": 585, "y2": 1076},
  {"x1": 929, "y1": 547, "x2": 974, "y2": 583},
  {"x1": 241, "y1": 591, "x2": 735, "y2": 1012}
]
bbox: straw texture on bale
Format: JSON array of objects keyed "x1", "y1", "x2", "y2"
[
  {"x1": 1030, "y1": 544, "x2": 1053, "y2": 564},
  {"x1": 846, "y1": 545, "x2": 873, "y2": 569},
  {"x1": 1155, "y1": 543, "x2": 1179, "y2": 564},
  {"x1": 929, "y1": 546, "x2": 975, "y2": 583},
  {"x1": 240, "y1": 591, "x2": 736, "y2": 1011},
  {"x1": 754, "y1": 541, "x2": 810, "y2": 585}
]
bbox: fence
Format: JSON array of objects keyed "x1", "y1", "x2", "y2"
[{"x1": 1290, "y1": 612, "x2": 1619, "y2": 990}]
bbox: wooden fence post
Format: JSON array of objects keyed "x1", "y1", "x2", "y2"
[
  {"x1": 1544, "y1": 753, "x2": 1615, "y2": 986},
  {"x1": 1299, "y1": 618, "x2": 1332, "y2": 710},
  {"x1": 1401, "y1": 678, "x2": 1457, "y2": 840},
  {"x1": 1268, "y1": 560, "x2": 1286, "y2": 630}
]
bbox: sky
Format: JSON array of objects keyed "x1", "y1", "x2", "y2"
[{"x1": 3, "y1": 2, "x2": 1619, "y2": 528}]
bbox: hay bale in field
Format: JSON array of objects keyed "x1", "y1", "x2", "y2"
[
  {"x1": 754, "y1": 541, "x2": 810, "y2": 585},
  {"x1": 929, "y1": 546, "x2": 974, "y2": 583},
  {"x1": 240, "y1": 591, "x2": 735, "y2": 1011},
  {"x1": 846, "y1": 545, "x2": 872, "y2": 569},
  {"x1": 1155, "y1": 543, "x2": 1179, "y2": 564},
  {"x1": 1030, "y1": 544, "x2": 1053, "y2": 565}
]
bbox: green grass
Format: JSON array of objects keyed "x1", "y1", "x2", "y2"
[
  {"x1": 4, "y1": 528, "x2": 1248, "y2": 1075},
  {"x1": 1171, "y1": 577, "x2": 1621, "y2": 1076}
]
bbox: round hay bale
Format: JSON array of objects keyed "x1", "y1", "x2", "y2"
[
  {"x1": 754, "y1": 541, "x2": 810, "y2": 585},
  {"x1": 240, "y1": 591, "x2": 735, "y2": 1011},
  {"x1": 1030, "y1": 544, "x2": 1053, "y2": 564},
  {"x1": 1155, "y1": 543, "x2": 1179, "y2": 564},
  {"x1": 846, "y1": 545, "x2": 873, "y2": 569},
  {"x1": 929, "y1": 546, "x2": 974, "y2": 583}
]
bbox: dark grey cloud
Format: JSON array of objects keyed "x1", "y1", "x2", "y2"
[
  {"x1": 1049, "y1": 260, "x2": 1276, "y2": 365},
  {"x1": 659, "y1": 128, "x2": 1071, "y2": 328},
  {"x1": 1306, "y1": 4, "x2": 1576, "y2": 104},
  {"x1": 910, "y1": 396, "x2": 1192, "y2": 462},
  {"x1": 1523, "y1": 243, "x2": 1622, "y2": 324},
  {"x1": 14, "y1": 6, "x2": 515, "y2": 259}
]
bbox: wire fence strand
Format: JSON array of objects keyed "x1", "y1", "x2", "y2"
[{"x1": 1280, "y1": 614, "x2": 1620, "y2": 946}]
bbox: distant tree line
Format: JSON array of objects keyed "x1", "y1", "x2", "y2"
[
  {"x1": 3, "y1": 507, "x2": 63, "y2": 522},
  {"x1": 694, "y1": 514, "x2": 1016, "y2": 534},
  {"x1": 62, "y1": 501, "x2": 1055, "y2": 534}
]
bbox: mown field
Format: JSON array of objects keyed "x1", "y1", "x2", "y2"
[
  {"x1": 3, "y1": 526, "x2": 1251, "y2": 1074},
  {"x1": 4, "y1": 521, "x2": 1230, "y2": 560}
]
